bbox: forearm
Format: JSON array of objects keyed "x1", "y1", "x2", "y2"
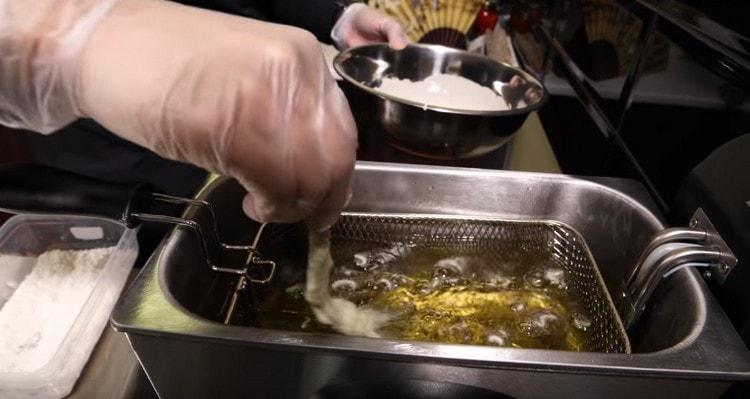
[{"x1": 0, "y1": 0, "x2": 118, "y2": 133}]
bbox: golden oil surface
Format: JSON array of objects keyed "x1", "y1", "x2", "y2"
[
  {"x1": 369, "y1": 280, "x2": 589, "y2": 350},
  {"x1": 252, "y1": 245, "x2": 595, "y2": 351}
]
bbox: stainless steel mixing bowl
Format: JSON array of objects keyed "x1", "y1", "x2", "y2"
[{"x1": 334, "y1": 43, "x2": 548, "y2": 159}]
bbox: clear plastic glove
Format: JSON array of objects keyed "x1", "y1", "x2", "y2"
[
  {"x1": 0, "y1": 0, "x2": 119, "y2": 133},
  {"x1": 0, "y1": 0, "x2": 357, "y2": 231},
  {"x1": 331, "y1": 3, "x2": 409, "y2": 50}
]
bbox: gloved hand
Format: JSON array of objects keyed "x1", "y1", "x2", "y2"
[
  {"x1": 0, "y1": 0, "x2": 119, "y2": 133},
  {"x1": 331, "y1": 3, "x2": 409, "y2": 50},
  {"x1": 0, "y1": 0, "x2": 358, "y2": 231}
]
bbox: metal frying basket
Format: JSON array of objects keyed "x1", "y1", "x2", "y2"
[{"x1": 325, "y1": 213, "x2": 631, "y2": 354}]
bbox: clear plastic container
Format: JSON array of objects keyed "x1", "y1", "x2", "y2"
[{"x1": 0, "y1": 214, "x2": 138, "y2": 399}]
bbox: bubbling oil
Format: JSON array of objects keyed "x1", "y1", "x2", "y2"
[{"x1": 253, "y1": 244, "x2": 595, "y2": 351}]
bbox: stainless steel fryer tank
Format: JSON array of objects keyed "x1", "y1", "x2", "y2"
[{"x1": 111, "y1": 162, "x2": 750, "y2": 399}]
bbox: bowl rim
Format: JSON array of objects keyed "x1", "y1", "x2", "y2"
[{"x1": 333, "y1": 43, "x2": 549, "y2": 116}]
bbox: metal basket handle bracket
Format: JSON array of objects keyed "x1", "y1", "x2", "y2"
[
  {"x1": 618, "y1": 208, "x2": 737, "y2": 330},
  {"x1": 132, "y1": 194, "x2": 276, "y2": 284}
]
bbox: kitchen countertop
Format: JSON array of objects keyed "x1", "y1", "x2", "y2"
[
  {"x1": 66, "y1": 270, "x2": 154, "y2": 399},
  {"x1": 67, "y1": 324, "x2": 140, "y2": 398}
]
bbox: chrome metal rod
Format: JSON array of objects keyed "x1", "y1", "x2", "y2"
[
  {"x1": 614, "y1": 12, "x2": 658, "y2": 129},
  {"x1": 150, "y1": 193, "x2": 242, "y2": 251},
  {"x1": 245, "y1": 258, "x2": 275, "y2": 284},
  {"x1": 223, "y1": 276, "x2": 246, "y2": 325},
  {"x1": 623, "y1": 227, "x2": 707, "y2": 288},
  {"x1": 540, "y1": 24, "x2": 669, "y2": 213},
  {"x1": 132, "y1": 212, "x2": 244, "y2": 275},
  {"x1": 622, "y1": 246, "x2": 724, "y2": 330},
  {"x1": 133, "y1": 208, "x2": 275, "y2": 282},
  {"x1": 151, "y1": 192, "x2": 265, "y2": 254}
]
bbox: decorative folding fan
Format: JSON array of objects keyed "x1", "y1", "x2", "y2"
[
  {"x1": 582, "y1": 0, "x2": 669, "y2": 80},
  {"x1": 370, "y1": 0, "x2": 485, "y2": 48}
]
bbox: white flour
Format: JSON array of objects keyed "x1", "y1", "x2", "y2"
[
  {"x1": 305, "y1": 233, "x2": 390, "y2": 338},
  {"x1": 0, "y1": 247, "x2": 112, "y2": 373},
  {"x1": 378, "y1": 73, "x2": 509, "y2": 111}
]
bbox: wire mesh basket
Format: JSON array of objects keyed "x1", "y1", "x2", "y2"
[{"x1": 326, "y1": 213, "x2": 631, "y2": 353}]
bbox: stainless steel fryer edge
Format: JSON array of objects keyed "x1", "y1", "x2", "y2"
[{"x1": 111, "y1": 161, "x2": 750, "y2": 379}]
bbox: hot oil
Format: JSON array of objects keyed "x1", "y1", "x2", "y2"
[
  {"x1": 359, "y1": 276, "x2": 591, "y2": 350},
  {"x1": 244, "y1": 240, "x2": 595, "y2": 351}
]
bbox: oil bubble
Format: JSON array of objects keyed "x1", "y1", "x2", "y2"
[
  {"x1": 489, "y1": 276, "x2": 515, "y2": 289},
  {"x1": 374, "y1": 278, "x2": 394, "y2": 291},
  {"x1": 519, "y1": 310, "x2": 560, "y2": 337},
  {"x1": 524, "y1": 269, "x2": 547, "y2": 288},
  {"x1": 571, "y1": 312, "x2": 592, "y2": 331},
  {"x1": 510, "y1": 300, "x2": 526, "y2": 313},
  {"x1": 331, "y1": 279, "x2": 357, "y2": 294},
  {"x1": 487, "y1": 329, "x2": 509, "y2": 346},
  {"x1": 432, "y1": 257, "x2": 467, "y2": 278},
  {"x1": 445, "y1": 321, "x2": 473, "y2": 342},
  {"x1": 544, "y1": 268, "x2": 567, "y2": 289},
  {"x1": 353, "y1": 244, "x2": 410, "y2": 271}
]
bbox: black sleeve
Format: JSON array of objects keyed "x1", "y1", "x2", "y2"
[
  {"x1": 173, "y1": 0, "x2": 346, "y2": 44},
  {"x1": 265, "y1": 0, "x2": 345, "y2": 44}
]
